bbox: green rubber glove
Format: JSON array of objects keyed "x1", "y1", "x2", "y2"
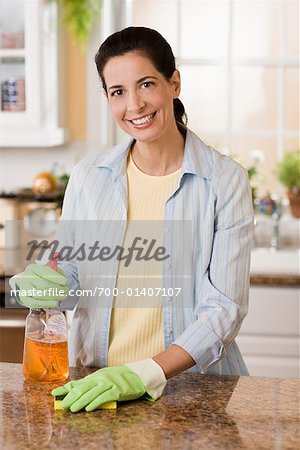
[
  {"x1": 51, "y1": 365, "x2": 147, "y2": 412},
  {"x1": 9, "y1": 263, "x2": 68, "y2": 309}
]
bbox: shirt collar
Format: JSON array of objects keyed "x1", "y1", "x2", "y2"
[
  {"x1": 93, "y1": 138, "x2": 131, "y2": 182},
  {"x1": 182, "y1": 128, "x2": 211, "y2": 179},
  {"x1": 93, "y1": 128, "x2": 211, "y2": 181}
]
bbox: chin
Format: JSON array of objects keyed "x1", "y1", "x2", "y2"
[{"x1": 127, "y1": 126, "x2": 165, "y2": 144}]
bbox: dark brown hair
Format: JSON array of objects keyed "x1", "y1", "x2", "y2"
[{"x1": 95, "y1": 26, "x2": 187, "y2": 127}]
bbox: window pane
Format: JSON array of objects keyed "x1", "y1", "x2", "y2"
[
  {"x1": 196, "y1": 133, "x2": 227, "y2": 154},
  {"x1": 0, "y1": 57, "x2": 25, "y2": 111},
  {"x1": 0, "y1": 0, "x2": 25, "y2": 49},
  {"x1": 231, "y1": 138, "x2": 279, "y2": 196},
  {"x1": 285, "y1": 137, "x2": 299, "y2": 153},
  {"x1": 180, "y1": 65, "x2": 227, "y2": 132},
  {"x1": 232, "y1": 67, "x2": 278, "y2": 131},
  {"x1": 286, "y1": 0, "x2": 299, "y2": 57},
  {"x1": 180, "y1": 0, "x2": 229, "y2": 58},
  {"x1": 132, "y1": 0, "x2": 179, "y2": 55},
  {"x1": 232, "y1": 0, "x2": 281, "y2": 58},
  {"x1": 285, "y1": 68, "x2": 299, "y2": 130}
]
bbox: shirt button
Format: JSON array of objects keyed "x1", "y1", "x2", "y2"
[{"x1": 164, "y1": 226, "x2": 170, "y2": 233}]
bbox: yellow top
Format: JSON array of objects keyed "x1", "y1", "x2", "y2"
[{"x1": 107, "y1": 151, "x2": 180, "y2": 365}]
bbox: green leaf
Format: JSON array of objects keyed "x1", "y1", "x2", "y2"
[
  {"x1": 247, "y1": 166, "x2": 257, "y2": 180},
  {"x1": 60, "y1": 0, "x2": 103, "y2": 45},
  {"x1": 277, "y1": 151, "x2": 300, "y2": 192}
]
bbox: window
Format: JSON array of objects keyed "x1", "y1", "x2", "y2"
[{"x1": 102, "y1": 0, "x2": 299, "y2": 195}]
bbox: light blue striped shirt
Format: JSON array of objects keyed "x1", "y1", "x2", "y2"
[{"x1": 58, "y1": 128, "x2": 254, "y2": 375}]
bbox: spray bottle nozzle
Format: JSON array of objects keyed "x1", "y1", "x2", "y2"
[{"x1": 48, "y1": 252, "x2": 60, "y2": 271}]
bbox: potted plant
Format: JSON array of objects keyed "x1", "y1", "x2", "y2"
[
  {"x1": 247, "y1": 165, "x2": 258, "y2": 206},
  {"x1": 60, "y1": 0, "x2": 103, "y2": 45},
  {"x1": 278, "y1": 151, "x2": 300, "y2": 218}
]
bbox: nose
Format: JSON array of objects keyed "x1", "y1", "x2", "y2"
[{"x1": 127, "y1": 91, "x2": 145, "y2": 114}]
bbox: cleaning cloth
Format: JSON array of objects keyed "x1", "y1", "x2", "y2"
[{"x1": 54, "y1": 394, "x2": 117, "y2": 410}]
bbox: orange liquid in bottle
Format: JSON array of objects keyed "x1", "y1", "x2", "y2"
[{"x1": 23, "y1": 331, "x2": 69, "y2": 383}]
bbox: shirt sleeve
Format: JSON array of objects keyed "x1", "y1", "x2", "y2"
[{"x1": 173, "y1": 163, "x2": 254, "y2": 372}]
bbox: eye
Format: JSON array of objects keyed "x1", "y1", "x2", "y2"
[
  {"x1": 111, "y1": 89, "x2": 124, "y2": 97},
  {"x1": 141, "y1": 81, "x2": 154, "y2": 89}
]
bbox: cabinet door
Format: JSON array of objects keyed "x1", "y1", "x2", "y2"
[
  {"x1": 0, "y1": 0, "x2": 66, "y2": 147},
  {"x1": 236, "y1": 286, "x2": 300, "y2": 377},
  {"x1": 0, "y1": 0, "x2": 41, "y2": 128}
]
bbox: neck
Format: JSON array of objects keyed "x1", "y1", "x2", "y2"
[{"x1": 131, "y1": 123, "x2": 185, "y2": 176}]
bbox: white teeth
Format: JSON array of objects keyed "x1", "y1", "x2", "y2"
[{"x1": 131, "y1": 113, "x2": 155, "y2": 125}]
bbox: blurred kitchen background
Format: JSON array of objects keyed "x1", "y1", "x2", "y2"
[{"x1": 0, "y1": 0, "x2": 299, "y2": 377}]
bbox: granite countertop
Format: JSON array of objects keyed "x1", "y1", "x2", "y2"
[
  {"x1": 250, "y1": 274, "x2": 300, "y2": 286},
  {"x1": 0, "y1": 363, "x2": 299, "y2": 449}
]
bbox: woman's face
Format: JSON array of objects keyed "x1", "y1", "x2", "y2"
[{"x1": 103, "y1": 51, "x2": 181, "y2": 143}]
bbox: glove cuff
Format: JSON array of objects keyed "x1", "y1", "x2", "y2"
[
  {"x1": 9, "y1": 275, "x2": 23, "y2": 305},
  {"x1": 124, "y1": 358, "x2": 167, "y2": 401},
  {"x1": 9, "y1": 274, "x2": 18, "y2": 292}
]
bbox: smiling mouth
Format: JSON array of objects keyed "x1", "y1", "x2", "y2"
[{"x1": 129, "y1": 112, "x2": 157, "y2": 126}]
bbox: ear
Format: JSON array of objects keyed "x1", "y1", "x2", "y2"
[{"x1": 170, "y1": 69, "x2": 181, "y2": 98}]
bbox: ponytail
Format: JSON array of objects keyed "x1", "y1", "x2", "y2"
[{"x1": 173, "y1": 98, "x2": 188, "y2": 127}]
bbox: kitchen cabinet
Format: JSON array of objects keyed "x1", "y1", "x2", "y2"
[
  {"x1": 0, "y1": 308, "x2": 26, "y2": 363},
  {"x1": 236, "y1": 285, "x2": 300, "y2": 377},
  {"x1": 0, "y1": 0, "x2": 67, "y2": 147}
]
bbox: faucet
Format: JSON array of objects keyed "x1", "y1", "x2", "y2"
[{"x1": 270, "y1": 212, "x2": 280, "y2": 252}]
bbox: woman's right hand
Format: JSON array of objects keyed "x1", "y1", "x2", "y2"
[{"x1": 9, "y1": 264, "x2": 68, "y2": 309}]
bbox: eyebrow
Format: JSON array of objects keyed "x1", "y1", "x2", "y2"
[{"x1": 107, "y1": 76, "x2": 158, "y2": 91}]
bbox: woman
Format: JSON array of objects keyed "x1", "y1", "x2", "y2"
[{"x1": 10, "y1": 27, "x2": 254, "y2": 412}]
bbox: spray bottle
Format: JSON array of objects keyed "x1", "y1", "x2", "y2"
[{"x1": 23, "y1": 253, "x2": 69, "y2": 383}]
